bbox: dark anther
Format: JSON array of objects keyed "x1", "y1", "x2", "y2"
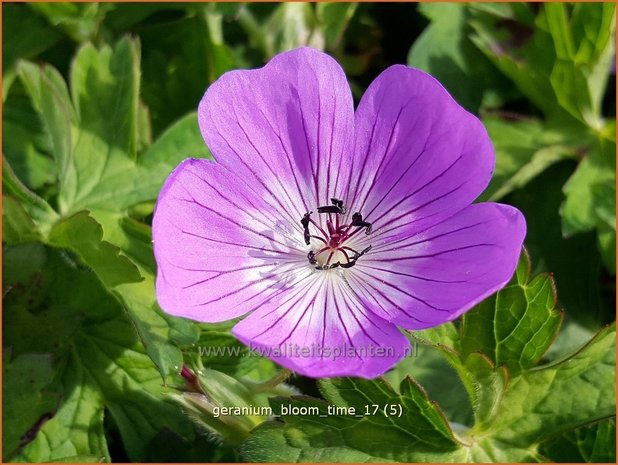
[
  {"x1": 340, "y1": 245, "x2": 372, "y2": 268},
  {"x1": 351, "y1": 212, "x2": 372, "y2": 235},
  {"x1": 358, "y1": 245, "x2": 372, "y2": 256},
  {"x1": 311, "y1": 245, "x2": 373, "y2": 270},
  {"x1": 304, "y1": 198, "x2": 372, "y2": 270},
  {"x1": 317, "y1": 198, "x2": 346, "y2": 215},
  {"x1": 317, "y1": 262, "x2": 341, "y2": 270},
  {"x1": 301, "y1": 212, "x2": 312, "y2": 245},
  {"x1": 331, "y1": 198, "x2": 346, "y2": 214}
]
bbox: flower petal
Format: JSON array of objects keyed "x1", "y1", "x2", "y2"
[
  {"x1": 348, "y1": 203, "x2": 526, "y2": 329},
  {"x1": 232, "y1": 272, "x2": 410, "y2": 378},
  {"x1": 198, "y1": 47, "x2": 354, "y2": 219},
  {"x1": 347, "y1": 65, "x2": 494, "y2": 240},
  {"x1": 153, "y1": 158, "x2": 309, "y2": 322}
]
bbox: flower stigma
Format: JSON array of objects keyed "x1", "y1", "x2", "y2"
[{"x1": 301, "y1": 198, "x2": 372, "y2": 271}]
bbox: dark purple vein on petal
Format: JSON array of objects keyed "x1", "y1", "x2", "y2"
[
  {"x1": 278, "y1": 278, "x2": 326, "y2": 346},
  {"x1": 371, "y1": 219, "x2": 491, "y2": 254},
  {"x1": 180, "y1": 263, "x2": 276, "y2": 289},
  {"x1": 340, "y1": 282, "x2": 392, "y2": 337},
  {"x1": 248, "y1": 274, "x2": 321, "y2": 341},
  {"x1": 344, "y1": 97, "x2": 384, "y2": 207},
  {"x1": 176, "y1": 196, "x2": 296, "y2": 252},
  {"x1": 336, "y1": 282, "x2": 381, "y2": 345},
  {"x1": 354, "y1": 268, "x2": 451, "y2": 313},
  {"x1": 255, "y1": 106, "x2": 312, "y2": 213},
  {"x1": 383, "y1": 243, "x2": 499, "y2": 262},
  {"x1": 369, "y1": 183, "x2": 466, "y2": 241},
  {"x1": 364, "y1": 146, "x2": 462, "y2": 230},
  {"x1": 357, "y1": 264, "x2": 468, "y2": 284},
  {"x1": 294, "y1": 89, "x2": 320, "y2": 206},
  {"x1": 189, "y1": 263, "x2": 311, "y2": 308},
  {"x1": 209, "y1": 103, "x2": 303, "y2": 227},
  {"x1": 229, "y1": 103, "x2": 306, "y2": 220},
  {"x1": 346, "y1": 271, "x2": 434, "y2": 324},
  {"x1": 184, "y1": 169, "x2": 300, "y2": 241},
  {"x1": 177, "y1": 228, "x2": 276, "y2": 251},
  {"x1": 349, "y1": 99, "x2": 413, "y2": 212}
]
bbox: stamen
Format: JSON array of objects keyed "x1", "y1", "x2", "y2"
[
  {"x1": 317, "y1": 197, "x2": 346, "y2": 214},
  {"x1": 302, "y1": 199, "x2": 373, "y2": 270},
  {"x1": 331, "y1": 198, "x2": 346, "y2": 214},
  {"x1": 351, "y1": 212, "x2": 372, "y2": 235},
  {"x1": 309, "y1": 217, "x2": 328, "y2": 237},
  {"x1": 310, "y1": 235, "x2": 327, "y2": 245},
  {"x1": 301, "y1": 212, "x2": 312, "y2": 245}
]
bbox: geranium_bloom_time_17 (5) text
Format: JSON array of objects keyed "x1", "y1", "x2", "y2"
[{"x1": 152, "y1": 47, "x2": 526, "y2": 379}]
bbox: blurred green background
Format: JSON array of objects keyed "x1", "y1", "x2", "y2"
[{"x1": 3, "y1": 2, "x2": 616, "y2": 463}]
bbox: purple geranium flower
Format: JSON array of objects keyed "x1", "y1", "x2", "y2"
[{"x1": 153, "y1": 48, "x2": 526, "y2": 378}]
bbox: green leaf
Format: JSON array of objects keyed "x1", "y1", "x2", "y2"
[
  {"x1": 28, "y1": 3, "x2": 112, "y2": 43},
  {"x1": 460, "y1": 250, "x2": 564, "y2": 375},
  {"x1": 545, "y1": 3, "x2": 615, "y2": 126},
  {"x1": 69, "y1": 38, "x2": 140, "y2": 159},
  {"x1": 408, "y1": 3, "x2": 502, "y2": 112},
  {"x1": 316, "y1": 3, "x2": 357, "y2": 49},
  {"x1": 479, "y1": 115, "x2": 580, "y2": 201},
  {"x1": 2, "y1": 353, "x2": 58, "y2": 461},
  {"x1": 240, "y1": 3, "x2": 324, "y2": 59},
  {"x1": 469, "y1": 3, "x2": 615, "y2": 126},
  {"x1": 3, "y1": 4, "x2": 62, "y2": 74},
  {"x1": 460, "y1": 353, "x2": 508, "y2": 429},
  {"x1": 2, "y1": 157, "x2": 58, "y2": 233},
  {"x1": 544, "y1": 317, "x2": 596, "y2": 362},
  {"x1": 5, "y1": 247, "x2": 198, "y2": 462},
  {"x1": 561, "y1": 135, "x2": 616, "y2": 237},
  {"x1": 15, "y1": 60, "x2": 77, "y2": 212},
  {"x1": 17, "y1": 39, "x2": 171, "y2": 217},
  {"x1": 469, "y1": 4, "x2": 566, "y2": 120},
  {"x1": 113, "y1": 277, "x2": 189, "y2": 378},
  {"x1": 384, "y1": 342, "x2": 473, "y2": 427},
  {"x1": 89, "y1": 210, "x2": 157, "y2": 272},
  {"x1": 60, "y1": 38, "x2": 159, "y2": 212},
  {"x1": 2, "y1": 195, "x2": 42, "y2": 245},
  {"x1": 510, "y1": 162, "x2": 609, "y2": 328},
  {"x1": 242, "y1": 377, "x2": 464, "y2": 462},
  {"x1": 2, "y1": 242, "x2": 47, "y2": 291},
  {"x1": 140, "y1": 112, "x2": 211, "y2": 171},
  {"x1": 137, "y1": 5, "x2": 235, "y2": 135},
  {"x1": 13, "y1": 352, "x2": 110, "y2": 463},
  {"x1": 409, "y1": 330, "x2": 508, "y2": 430},
  {"x1": 3, "y1": 91, "x2": 57, "y2": 191},
  {"x1": 412, "y1": 319, "x2": 615, "y2": 460},
  {"x1": 485, "y1": 323, "x2": 616, "y2": 446},
  {"x1": 47, "y1": 211, "x2": 142, "y2": 288},
  {"x1": 539, "y1": 418, "x2": 616, "y2": 462},
  {"x1": 196, "y1": 328, "x2": 278, "y2": 381},
  {"x1": 23, "y1": 171, "x2": 193, "y2": 382}
]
